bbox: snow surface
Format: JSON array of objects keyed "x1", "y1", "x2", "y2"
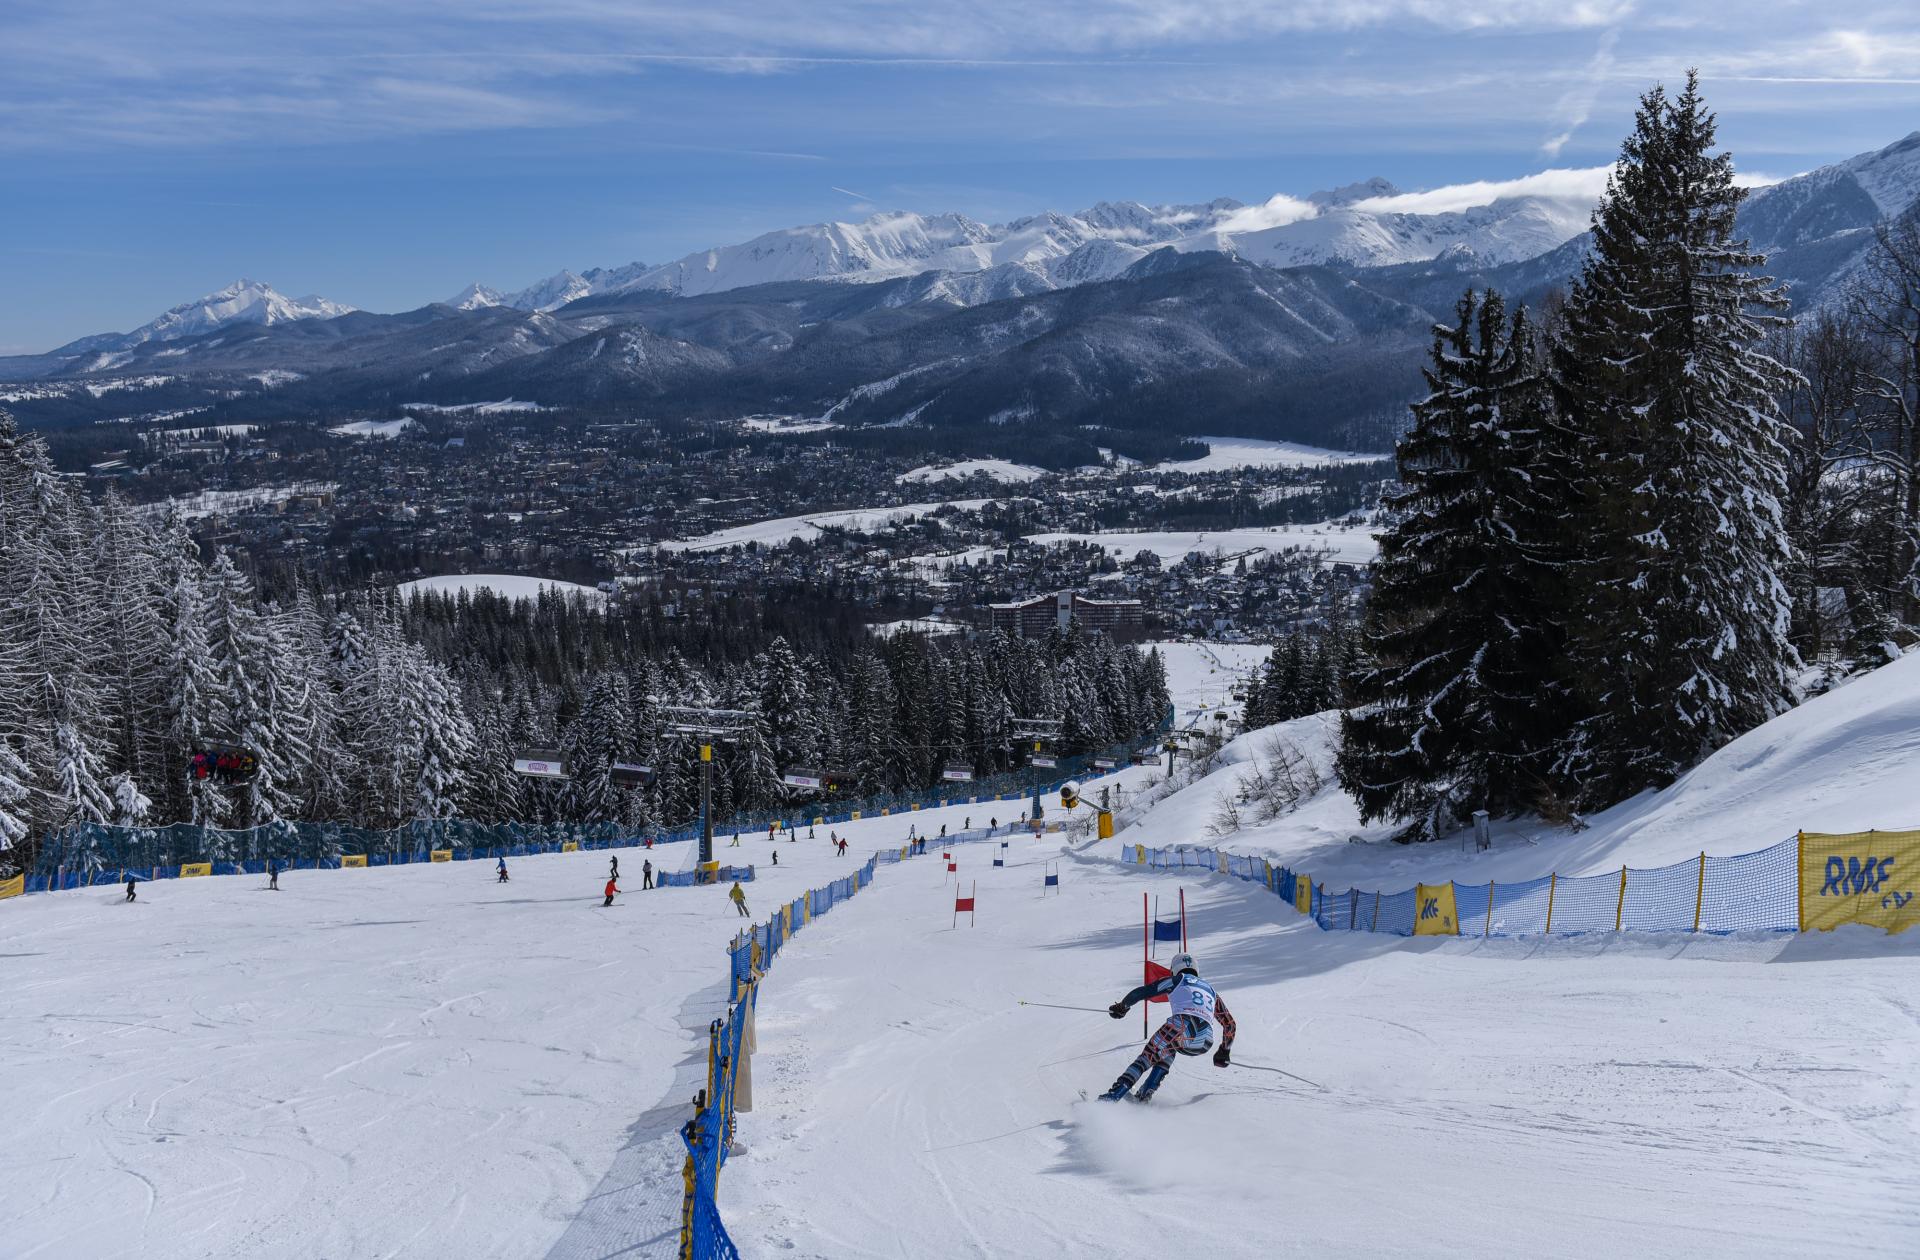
[
  {"x1": 0, "y1": 773, "x2": 1142, "y2": 1260},
  {"x1": 400, "y1": 399, "x2": 550, "y2": 415},
  {"x1": 327, "y1": 419, "x2": 415, "y2": 439},
  {"x1": 1147, "y1": 639, "x2": 1270, "y2": 726},
  {"x1": 896, "y1": 459, "x2": 1048, "y2": 485},
  {"x1": 908, "y1": 521, "x2": 1380, "y2": 575},
  {"x1": 397, "y1": 574, "x2": 606, "y2": 604},
  {"x1": 8, "y1": 650, "x2": 1920, "y2": 1257},
  {"x1": 1164, "y1": 436, "x2": 1382, "y2": 472},
  {"x1": 657, "y1": 499, "x2": 993, "y2": 553}
]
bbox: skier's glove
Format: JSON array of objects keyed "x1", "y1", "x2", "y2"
[
  {"x1": 1212, "y1": 1047, "x2": 1231, "y2": 1068},
  {"x1": 1108, "y1": 1002, "x2": 1128, "y2": 1019}
]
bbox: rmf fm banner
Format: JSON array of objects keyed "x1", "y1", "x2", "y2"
[
  {"x1": 430, "y1": 849, "x2": 453, "y2": 863},
  {"x1": 180, "y1": 862, "x2": 212, "y2": 879},
  {"x1": 1414, "y1": 882, "x2": 1460, "y2": 936},
  {"x1": 0, "y1": 874, "x2": 23, "y2": 899},
  {"x1": 341, "y1": 854, "x2": 368, "y2": 868},
  {"x1": 1293, "y1": 877, "x2": 1312, "y2": 916},
  {"x1": 1800, "y1": 829, "x2": 1920, "y2": 933}
]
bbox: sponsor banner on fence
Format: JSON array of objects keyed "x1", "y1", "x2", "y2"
[
  {"x1": 0, "y1": 874, "x2": 23, "y2": 899},
  {"x1": 561, "y1": 842, "x2": 579, "y2": 853},
  {"x1": 341, "y1": 854, "x2": 368, "y2": 868},
  {"x1": 430, "y1": 849, "x2": 452, "y2": 863},
  {"x1": 180, "y1": 862, "x2": 211, "y2": 879},
  {"x1": 1294, "y1": 877, "x2": 1312, "y2": 916},
  {"x1": 1800, "y1": 829, "x2": 1920, "y2": 933},
  {"x1": 1415, "y1": 882, "x2": 1459, "y2": 935}
]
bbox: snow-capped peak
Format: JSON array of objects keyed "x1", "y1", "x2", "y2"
[
  {"x1": 448, "y1": 282, "x2": 506, "y2": 311},
  {"x1": 124, "y1": 279, "x2": 354, "y2": 347}
]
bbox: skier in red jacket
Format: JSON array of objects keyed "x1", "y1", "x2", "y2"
[{"x1": 603, "y1": 877, "x2": 619, "y2": 907}]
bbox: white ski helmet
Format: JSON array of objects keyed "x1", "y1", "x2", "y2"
[{"x1": 1168, "y1": 952, "x2": 1196, "y2": 975}]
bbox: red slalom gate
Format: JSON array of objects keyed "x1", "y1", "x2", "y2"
[{"x1": 954, "y1": 881, "x2": 976, "y2": 928}]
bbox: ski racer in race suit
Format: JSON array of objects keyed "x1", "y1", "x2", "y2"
[{"x1": 1100, "y1": 952, "x2": 1235, "y2": 1102}]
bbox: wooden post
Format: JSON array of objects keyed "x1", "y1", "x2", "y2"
[
  {"x1": 1485, "y1": 881, "x2": 1495, "y2": 938},
  {"x1": 1693, "y1": 852, "x2": 1706, "y2": 933},
  {"x1": 1544, "y1": 872, "x2": 1558, "y2": 934},
  {"x1": 1614, "y1": 864, "x2": 1628, "y2": 932},
  {"x1": 1371, "y1": 890, "x2": 1380, "y2": 931},
  {"x1": 1796, "y1": 830, "x2": 1805, "y2": 932}
]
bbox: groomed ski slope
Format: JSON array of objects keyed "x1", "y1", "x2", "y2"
[
  {"x1": 0, "y1": 793, "x2": 1057, "y2": 1260},
  {"x1": 721, "y1": 840, "x2": 1920, "y2": 1258}
]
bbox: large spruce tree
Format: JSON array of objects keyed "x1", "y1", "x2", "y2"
[
  {"x1": 1552, "y1": 72, "x2": 1798, "y2": 805},
  {"x1": 1338, "y1": 288, "x2": 1571, "y2": 837}
]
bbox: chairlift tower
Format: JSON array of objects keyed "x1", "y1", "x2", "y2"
[
  {"x1": 1011, "y1": 716, "x2": 1063, "y2": 821},
  {"x1": 656, "y1": 703, "x2": 758, "y2": 874}
]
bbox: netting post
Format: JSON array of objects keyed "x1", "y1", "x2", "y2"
[
  {"x1": 1544, "y1": 873, "x2": 1557, "y2": 934},
  {"x1": 1484, "y1": 881, "x2": 1495, "y2": 938},
  {"x1": 1613, "y1": 865, "x2": 1627, "y2": 932},
  {"x1": 1692, "y1": 852, "x2": 1706, "y2": 933},
  {"x1": 1371, "y1": 890, "x2": 1380, "y2": 931},
  {"x1": 1795, "y1": 830, "x2": 1805, "y2": 932}
]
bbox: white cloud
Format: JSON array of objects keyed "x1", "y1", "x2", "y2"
[
  {"x1": 1541, "y1": 27, "x2": 1620, "y2": 156},
  {"x1": 1217, "y1": 193, "x2": 1321, "y2": 232},
  {"x1": 1351, "y1": 166, "x2": 1616, "y2": 214}
]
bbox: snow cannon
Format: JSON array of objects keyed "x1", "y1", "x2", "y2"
[{"x1": 1060, "y1": 781, "x2": 1081, "y2": 809}]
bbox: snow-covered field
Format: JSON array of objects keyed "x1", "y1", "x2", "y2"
[
  {"x1": 907, "y1": 521, "x2": 1379, "y2": 575},
  {"x1": 9, "y1": 649, "x2": 1919, "y2": 1259},
  {"x1": 401, "y1": 399, "x2": 550, "y2": 415},
  {"x1": 1147, "y1": 639, "x2": 1270, "y2": 725},
  {"x1": 327, "y1": 419, "x2": 414, "y2": 439},
  {"x1": 397, "y1": 573, "x2": 606, "y2": 603},
  {"x1": 896, "y1": 459, "x2": 1048, "y2": 485},
  {"x1": 138, "y1": 482, "x2": 338, "y2": 521},
  {"x1": 1165, "y1": 436, "x2": 1384, "y2": 472},
  {"x1": 658, "y1": 499, "x2": 994, "y2": 553}
]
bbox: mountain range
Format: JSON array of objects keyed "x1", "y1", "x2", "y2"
[{"x1": 7, "y1": 131, "x2": 1918, "y2": 458}]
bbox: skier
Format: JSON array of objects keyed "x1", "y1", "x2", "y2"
[
  {"x1": 809, "y1": 826, "x2": 816, "y2": 840},
  {"x1": 603, "y1": 876, "x2": 620, "y2": 908},
  {"x1": 497, "y1": 857, "x2": 510, "y2": 883},
  {"x1": 610, "y1": 854, "x2": 619, "y2": 881},
  {"x1": 990, "y1": 816, "x2": 998, "y2": 832},
  {"x1": 642, "y1": 859, "x2": 653, "y2": 890},
  {"x1": 729, "y1": 832, "x2": 741, "y2": 848},
  {"x1": 772, "y1": 850, "x2": 779, "y2": 866},
  {"x1": 1097, "y1": 952, "x2": 1235, "y2": 1103},
  {"x1": 729, "y1": 880, "x2": 750, "y2": 918},
  {"x1": 268, "y1": 858, "x2": 280, "y2": 891},
  {"x1": 125, "y1": 875, "x2": 137, "y2": 903},
  {"x1": 940, "y1": 824, "x2": 947, "y2": 838}
]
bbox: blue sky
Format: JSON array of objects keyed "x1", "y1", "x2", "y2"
[{"x1": 3, "y1": 1, "x2": 1918, "y2": 353}]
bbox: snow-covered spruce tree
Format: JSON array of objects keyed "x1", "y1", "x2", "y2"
[
  {"x1": 153, "y1": 514, "x2": 230, "y2": 827},
  {"x1": 203, "y1": 552, "x2": 304, "y2": 828},
  {"x1": 0, "y1": 737, "x2": 30, "y2": 862},
  {"x1": 1551, "y1": 73, "x2": 1799, "y2": 807},
  {"x1": 1338, "y1": 288, "x2": 1572, "y2": 837}
]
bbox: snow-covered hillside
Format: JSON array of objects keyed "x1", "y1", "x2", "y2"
[
  {"x1": 6, "y1": 653, "x2": 1918, "y2": 1259},
  {"x1": 1099, "y1": 650, "x2": 1920, "y2": 896}
]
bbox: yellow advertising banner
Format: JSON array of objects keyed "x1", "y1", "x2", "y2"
[
  {"x1": 1135, "y1": 845, "x2": 1147, "y2": 865},
  {"x1": 180, "y1": 862, "x2": 212, "y2": 879},
  {"x1": 813, "y1": 817, "x2": 825, "y2": 827},
  {"x1": 1293, "y1": 877, "x2": 1311, "y2": 915},
  {"x1": 850, "y1": 811, "x2": 862, "y2": 821},
  {"x1": 1800, "y1": 829, "x2": 1920, "y2": 933},
  {"x1": 1414, "y1": 882, "x2": 1460, "y2": 935},
  {"x1": 341, "y1": 854, "x2": 368, "y2": 868},
  {"x1": 561, "y1": 841, "x2": 579, "y2": 853},
  {"x1": 430, "y1": 849, "x2": 452, "y2": 863},
  {"x1": 0, "y1": 874, "x2": 23, "y2": 899}
]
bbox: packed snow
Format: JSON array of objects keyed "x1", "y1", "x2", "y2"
[
  {"x1": 8, "y1": 650, "x2": 1918, "y2": 1258},
  {"x1": 397, "y1": 574, "x2": 606, "y2": 604},
  {"x1": 897, "y1": 459, "x2": 1049, "y2": 485}
]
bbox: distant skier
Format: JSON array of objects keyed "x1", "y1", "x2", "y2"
[
  {"x1": 809, "y1": 826, "x2": 816, "y2": 840},
  {"x1": 642, "y1": 859, "x2": 653, "y2": 890},
  {"x1": 268, "y1": 858, "x2": 280, "y2": 891},
  {"x1": 610, "y1": 854, "x2": 619, "y2": 881},
  {"x1": 729, "y1": 832, "x2": 741, "y2": 848},
  {"x1": 497, "y1": 857, "x2": 510, "y2": 883},
  {"x1": 1098, "y1": 952, "x2": 1235, "y2": 1103},
  {"x1": 603, "y1": 877, "x2": 619, "y2": 907},
  {"x1": 730, "y1": 880, "x2": 750, "y2": 918},
  {"x1": 125, "y1": 876, "x2": 137, "y2": 903},
  {"x1": 771, "y1": 849, "x2": 779, "y2": 866}
]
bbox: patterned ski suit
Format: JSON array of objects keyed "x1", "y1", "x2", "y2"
[{"x1": 1107, "y1": 973, "x2": 1235, "y2": 1098}]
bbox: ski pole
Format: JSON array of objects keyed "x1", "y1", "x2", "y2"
[
  {"x1": 1231, "y1": 1061, "x2": 1325, "y2": 1091},
  {"x1": 1018, "y1": 1000, "x2": 1109, "y2": 1014}
]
